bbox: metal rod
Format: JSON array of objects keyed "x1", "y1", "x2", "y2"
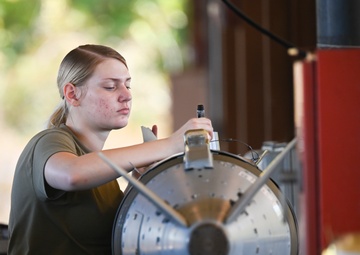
[
  {"x1": 255, "y1": 149, "x2": 269, "y2": 165},
  {"x1": 225, "y1": 138, "x2": 297, "y2": 224},
  {"x1": 98, "y1": 152, "x2": 188, "y2": 227}
]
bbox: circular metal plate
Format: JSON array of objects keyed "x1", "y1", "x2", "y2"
[{"x1": 112, "y1": 151, "x2": 298, "y2": 255}]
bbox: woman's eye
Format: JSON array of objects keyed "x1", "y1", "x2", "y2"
[{"x1": 104, "y1": 86, "x2": 116, "y2": 90}]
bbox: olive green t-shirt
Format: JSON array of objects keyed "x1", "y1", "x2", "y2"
[{"x1": 8, "y1": 125, "x2": 124, "y2": 255}]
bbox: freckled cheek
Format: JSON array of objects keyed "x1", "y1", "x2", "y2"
[{"x1": 96, "y1": 99, "x2": 115, "y2": 118}]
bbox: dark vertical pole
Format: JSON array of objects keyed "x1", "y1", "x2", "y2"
[{"x1": 317, "y1": 0, "x2": 360, "y2": 47}]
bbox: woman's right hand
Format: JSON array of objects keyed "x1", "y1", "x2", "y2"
[{"x1": 168, "y1": 117, "x2": 213, "y2": 153}]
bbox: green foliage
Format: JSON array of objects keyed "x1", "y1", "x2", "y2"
[
  {"x1": 0, "y1": 0, "x2": 41, "y2": 65},
  {"x1": 0, "y1": 0, "x2": 190, "y2": 135},
  {"x1": 2, "y1": 83, "x2": 34, "y2": 132},
  {"x1": 69, "y1": 0, "x2": 135, "y2": 38}
]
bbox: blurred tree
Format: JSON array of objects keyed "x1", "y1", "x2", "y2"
[
  {"x1": 0, "y1": 0, "x2": 41, "y2": 66},
  {"x1": 0, "y1": 0, "x2": 189, "y2": 134},
  {"x1": 69, "y1": 0, "x2": 134, "y2": 38}
]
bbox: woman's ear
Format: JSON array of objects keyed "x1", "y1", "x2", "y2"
[{"x1": 63, "y1": 83, "x2": 80, "y2": 106}]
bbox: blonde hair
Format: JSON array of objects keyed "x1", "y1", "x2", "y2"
[{"x1": 47, "y1": 44, "x2": 127, "y2": 128}]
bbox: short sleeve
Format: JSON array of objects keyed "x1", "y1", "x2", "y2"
[{"x1": 32, "y1": 130, "x2": 77, "y2": 200}]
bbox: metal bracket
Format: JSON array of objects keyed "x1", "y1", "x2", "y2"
[{"x1": 184, "y1": 129, "x2": 214, "y2": 170}]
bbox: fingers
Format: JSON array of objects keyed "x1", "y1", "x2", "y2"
[
  {"x1": 186, "y1": 118, "x2": 213, "y2": 139},
  {"x1": 168, "y1": 117, "x2": 214, "y2": 154},
  {"x1": 151, "y1": 125, "x2": 158, "y2": 137}
]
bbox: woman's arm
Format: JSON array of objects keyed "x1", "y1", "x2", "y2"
[{"x1": 44, "y1": 118, "x2": 213, "y2": 191}]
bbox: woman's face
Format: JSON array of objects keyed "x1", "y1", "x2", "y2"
[{"x1": 77, "y1": 58, "x2": 132, "y2": 131}]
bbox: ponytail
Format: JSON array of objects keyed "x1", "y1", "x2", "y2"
[{"x1": 47, "y1": 100, "x2": 67, "y2": 128}]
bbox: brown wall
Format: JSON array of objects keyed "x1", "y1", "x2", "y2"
[{"x1": 172, "y1": 0, "x2": 316, "y2": 154}]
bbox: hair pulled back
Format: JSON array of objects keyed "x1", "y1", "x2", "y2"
[{"x1": 47, "y1": 44, "x2": 127, "y2": 128}]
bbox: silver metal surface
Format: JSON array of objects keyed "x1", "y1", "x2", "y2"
[
  {"x1": 99, "y1": 152, "x2": 187, "y2": 227},
  {"x1": 112, "y1": 155, "x2": 298, "y2": 254},
  {"x1": 226, "y1": 138, "x2": 297, "y2": 224},
  {"x1": 111, "y1": 132, "x2": 298, "y2": 255},
  {"x1": 244, "y1": 140, "x2": 300, "y2": 214},
  {"x1": 209, "y1": 131, "x2": 220, "y2": 150},
  {"x1": 184, "y1": 129, "x2": 213, "y2": 170}
]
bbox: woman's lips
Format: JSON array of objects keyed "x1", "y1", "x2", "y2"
[{"x1": 117, "y1": 108, "x2": 130, "y2": 115}]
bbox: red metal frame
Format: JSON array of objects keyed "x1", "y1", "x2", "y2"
[
  {"x1": 317, "y1": 49, "x2": 360, "y2": 248},
  {"x1": 295, "y1": 49, "x2": 360, "y2": 254},
  {"x1": 294, "y1": 58, "x2": 321, "y2": 255}
]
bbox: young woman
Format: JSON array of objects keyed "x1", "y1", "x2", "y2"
[{"x1": 8, "y1": 44, "x2": 213, "y2": 254}]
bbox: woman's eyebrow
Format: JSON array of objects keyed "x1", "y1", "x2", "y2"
[{"x1": 104, "y1": 77, "x2": 131, "y2": 82}]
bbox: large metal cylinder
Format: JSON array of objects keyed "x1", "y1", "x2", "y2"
[{"x1": 111, "y1": 131, "x2": 298, "y2": 255}]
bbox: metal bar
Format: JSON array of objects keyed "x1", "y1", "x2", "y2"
[
  {"x1": 98, "y1": 152, "x2": 188, "y2": 227},
  {"x1": 225, "y1": 138, "x2": 297, "y2": 224}
]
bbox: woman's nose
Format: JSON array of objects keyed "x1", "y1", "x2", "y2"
[{"x1": 118, "y1": 85, "x2": 132, "y2": 102}]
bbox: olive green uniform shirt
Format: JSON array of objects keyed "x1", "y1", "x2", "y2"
[{"x1": 8, "y1": 125, "x2": 124, "y2": 255}]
